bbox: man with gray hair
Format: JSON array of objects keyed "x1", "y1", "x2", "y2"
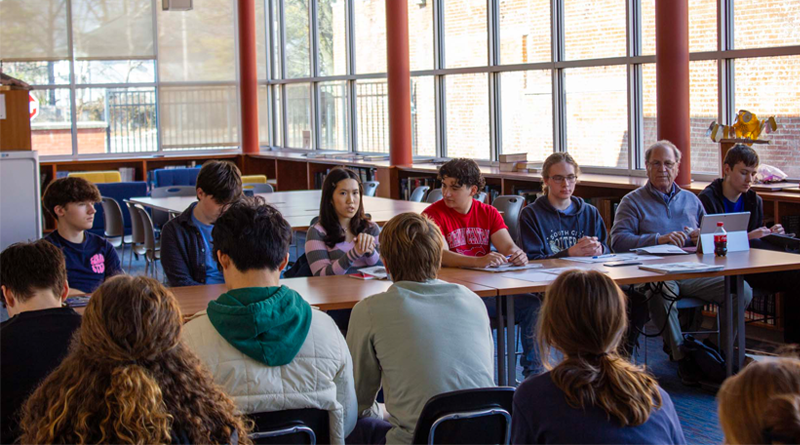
[{"x1": 610, "y1": 140, "x2": 752, "y2": 385}]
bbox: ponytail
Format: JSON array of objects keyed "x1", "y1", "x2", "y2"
[{"x1": 550, "y1": 354, "x2": 662, "y2": 427}]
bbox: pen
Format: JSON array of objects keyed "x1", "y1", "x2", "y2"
[{"x1": 592, "y1": 254, "x2": 615, "y2": 259}]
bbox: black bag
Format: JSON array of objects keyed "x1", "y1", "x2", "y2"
[
  {"x1": 681, "y1": 335, "x2": 726, "y2": 383},
  {"x1": 283, "y1": 253, "x2": 312, "y2": 278}
]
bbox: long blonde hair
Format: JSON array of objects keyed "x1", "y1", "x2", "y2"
[
  {"x1": 718, "y1": 357, "x2": 800, "y2": 444},
  {"x1": 19, "y1": 275, "x2": 252, "y2": 444},
  {"x1": 538, "y1": 270, "x2": 662, "y2": 426}
]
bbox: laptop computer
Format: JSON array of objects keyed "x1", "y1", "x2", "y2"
[{"x1": 699, "y1": 212, "x2": 750, "y2": 255}]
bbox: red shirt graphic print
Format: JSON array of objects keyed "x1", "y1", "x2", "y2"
[{"x1": 423, "y1": 199, "x2": 508, "y2": 257}]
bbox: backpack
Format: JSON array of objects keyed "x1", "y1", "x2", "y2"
[
  {"x1": 681, "y1": 335, "x2": 726, "y2": 383},
  {"x1": 283, "y1": 253, "x2": 312, "y2": 278}
]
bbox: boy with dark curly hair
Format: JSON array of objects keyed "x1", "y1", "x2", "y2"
[
  {"x1": 42, "y1": 177, "x2": 121, "y2": 294},
  {"x1": 422, "y1": 158, "x2": 542, "y2": 378}
]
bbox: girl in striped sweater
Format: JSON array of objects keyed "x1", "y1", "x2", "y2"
[{"x1": 305, "y1": 167, "x2": 381, "y2": 276}]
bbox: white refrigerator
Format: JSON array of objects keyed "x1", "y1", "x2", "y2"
[{"x1": 0, "y1": 151, "x2": 42, "y2": 250}]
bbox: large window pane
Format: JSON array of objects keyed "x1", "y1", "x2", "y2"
[
  {"x1": 0, "y1": 0, "x2": 69, "y2": 60},
  {"x1": 499, "y1": 0, "x2": 550, "y2": 65},
  {"x1": 157, "y1": 0, "x2": 236, "y2": 82},
  {"x1": 274, "y1": 86, "x2": 284, "y2": 146},
  {"x1": 318, "y1": 0, "x2": 348, "y2": 76},
  {"x1": 445, "y1": 73, "x2": 490, "y2": 159},
  {"x1": 319, "y1": 81, "x2": 349, "y2": 151},
  {"x1": 734, "y1": 1, "x2": 800, "y2": 49},
  {"x1": 285, "y1": 0, "x2": 311, "y2": 78},
  {"x1": 71, "y1": 0, "x2": 154, "y2": 59},
  {"x1": 356, "y1": 80, "x2": 389, "y2": 153},
  {"x1": 565, "y1": 65, "x2": 628, "y2": 168},
  {"x1": 354, "y1": 0, "x2": 387, "y2": 74},
  {"x1": 271, "y1": 0, "x2": 282, "y2": 79},
  {"x1": 408, "y1": 0, "x2": 434, "y2": 71},
  {"x1": 412, "y1": 76, "x2": 436, "y2": 156},
  {"x1": 443, "y1": 0, "x2": 488, "y2": 68},
  {"x1": 259, "y1": 85, "x2": 270, "y2": 146},
  {"x1": 30, "y1": 89, "x2": 72, "y2": 156},
  {"x1": 286, "y1": 83, "x2": 312, "y2": 148},
  {"x1": 160, "y1": 86, "x2": 239, "y2": 150},
  {"x1": 564, "y1": 1, "x2": 625, "y2": 60},
  {"x1": 76, "y1": 87, "x2": 157, "y2": 155},
  {"x1": 735, "y1": 56, "x2": 800, "y2": 178},
  {"x1": 2, "y1": 61, "x2": 70, "y2": 85},
  {"x1": 75, "y1": 60, "x2": 156, "y2": 84},
  {"x1": 642, "y1": 61, "x2": 719, "y2": 173},
  {"x1": 500, "y1": 70, "x2": 553, "y2": 161},
  {"x1": 255, "y1": 0, "x2": 268, "y2": 80},
  {"x1": 642, "y1": 0, "x2": 717, "y2": 55}
]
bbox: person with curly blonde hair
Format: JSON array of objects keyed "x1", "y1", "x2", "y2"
[
  {"x1": 18, "y1": 275, "x2": 251, "y2": 444},
  {"x1": 511, "y1": 269, "x2": 686, "y2": 444}
]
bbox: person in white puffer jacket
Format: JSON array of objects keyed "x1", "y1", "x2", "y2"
[{"x1": 182, "y1": 197, "x2": 359, "y2": 444}]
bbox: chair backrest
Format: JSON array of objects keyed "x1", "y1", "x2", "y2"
[
  {"x1": 68, "y1": 171, "x2": 122, "y2": 183},
  {"x1": 132, "y1": 204, "x2": 157, "y2": 250},
  {"x1": 92, "y1": 182, "x2": 148, "y2": 237},
  {"x1": 409, "y1": 185, "x2": 431, "y2": 202},
  {"x1": 243, "y1": 183, "x2": 275, "y2": 194},
  {"x1": 124, "y1": 201, "x2": 145, "y2": 244},
  {"x1": 362, "y1": 181, "x2": 380, "y2": 197},
  {"x1": 492, "y1": 195, "x2": 525, "y2": 243},
  {"x1": 242, "y1": 174, "x2": 268, "y2": 184},
  {"x1": 100, "y1": 197, "x2": 125, "y2": 238},
  {"x1": 151, "y1": 185, "x2": 197, "y2": 198},
  {"x1": 411, "y1": 387, "x2": 515, "y2": 445},
  {"x1": 152, "y1": 167, "x2": 202, "y2": 188},
  {"x1": 474, "y1": 192, "x2": 488, "y2": 203},
  {"x1": 248, "y1": 408, "x2": 329, "y2": 445},
  {"x1": 426, "y1": 188, "x2": 443, "y2": 203}
]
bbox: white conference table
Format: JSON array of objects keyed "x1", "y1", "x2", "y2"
[{"x1": 129, "y1": 190, "x2": 430, "y2": 230}]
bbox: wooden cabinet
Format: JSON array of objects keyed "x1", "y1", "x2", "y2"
[{"x1": 0, "y1": 88, "x2": 32, "y2": 151}]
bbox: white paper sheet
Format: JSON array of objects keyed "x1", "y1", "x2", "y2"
[{"x1": 562, "y1": 253, "x2": 663, "y2": 264}]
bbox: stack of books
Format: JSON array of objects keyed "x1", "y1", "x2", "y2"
[{"x1": 499, "y1": 153, "x2": 528, "y2": 172}]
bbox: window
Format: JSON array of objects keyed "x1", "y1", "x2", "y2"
[
  {"x1": 565, "y1": 65, "x2": 628, "y2": 169},
  {"x1": 443, "y1": 0, "x2": 488, "y2": 68},
  {"x1": 735, "y1": 55, "x2": 800, "y2": 178},
  {"x1": 0, "y1": 0, "x2": 69, "y2": 60},
  {"x1": 318, "y1": 0, "x2": 348, "y2": 76},
  {"x1": 641, "y1": 0, "x2": 717, "y2": 55},
  {"x1": 354, "y1": 0, "x2": 387, "y2": 74},
  {"x1": 411, "y1": 76, "x2": 436, "y2": 156},
  {"x1": 319, "y1": 81, "x2": 349, "y2": 150},
  {"x1": 356, "y1": 80, "x2": 389, "y2": 153},
  {"x1": 284, "y1": 0, "x2": 311, "y2": 78},
  {"x1": 500, "y1": 70, "x2": 553, "y2": 160},
  {"x1": 564, "y1": 1, "x2": 626, "y2": 60},
  {"x1": 285, "y1": 83, "x2": 312, "y2": 148},
  {"x1": 688, "y1": 60, "x2": 719, "y2": 174},
  {"x1": 499, "y1": 0, "x2": 550, "y2": 65},
  {"x1": 734, "y1": 0, "x2": 800, "y2": 49},
  {"x1": 408, "y1": 1, "x2": 434, "y2": 71},
  {"x1": 76, "y1": 87, "x2": 157, "y2": 154},
  {"x1": 445, "y1": 73, "x2": 490, "y2": 159},
  {"x1": 160, "y1": 86, "x2": 239, "y2": 150},
  {"x1": 29, "y1": 89, "x2": 73, "y2": 156}
]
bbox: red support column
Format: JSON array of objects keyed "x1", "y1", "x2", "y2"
[
  {"x1": 238, "y1": 0, "x2": 259, "y2": 154},
  {"x1": 656, "y1": 0, "x2": 691, "y2": 186},
  {"x1": 386, "y1": 0, "x2": 413, "y2": 166}
]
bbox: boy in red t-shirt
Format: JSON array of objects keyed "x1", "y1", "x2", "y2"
[{"x1": 423, "y1": 158, "x2": 542, "y2": 378}]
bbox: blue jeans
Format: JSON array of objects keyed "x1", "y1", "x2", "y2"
[{"x1": 484, "y1": 294, "x2": 542, "y2": 378}]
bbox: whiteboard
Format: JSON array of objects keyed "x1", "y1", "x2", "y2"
[{"x1": 0, "y1": 151, "x2": 42, "y2": 250}]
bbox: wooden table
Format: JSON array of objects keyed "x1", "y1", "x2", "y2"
[
  {"x1": 445, "y1": 249, "x2": 800, "y2": 384},
  {"x1": 128, "y1": 190, "x2": 430, "y2": 230}
]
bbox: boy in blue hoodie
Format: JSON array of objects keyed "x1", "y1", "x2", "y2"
[
  {"x1": 182, "y1": 197, "x2": 365, "y2": 444},
  {"x1": 519, "y1": 152, "x2": 609, "y2": 259}
]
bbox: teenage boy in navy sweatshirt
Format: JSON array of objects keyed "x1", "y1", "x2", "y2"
[{"x1": 43, "y1": 177, "x2": 121, "y2": 294}]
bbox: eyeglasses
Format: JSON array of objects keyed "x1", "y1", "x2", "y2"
[
  {"x1": 648, "y1": 161, "x2": 677, "y2": 170},
  {"x1": 549, "y1": 175, "x2": 578, "y2": 184}
]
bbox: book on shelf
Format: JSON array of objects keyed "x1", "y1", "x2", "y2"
[
  {"x1": 118, "y1": 167, "x2": 136, "y2": 182},
  {"x1": 363, "y1": 155, "x2": 389, "y2": 161},
  {"x1": 499, "y1": 153, "x2": 527, "y2": 163}
]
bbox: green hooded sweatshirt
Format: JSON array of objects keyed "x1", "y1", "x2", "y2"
[{"x1": 206, "y1": 285, "x2": 312, "y2": 366}]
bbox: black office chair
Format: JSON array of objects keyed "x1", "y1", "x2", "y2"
[
  {"x1": 248, "y1": 408, "x2": 329, "y2": 445},
  {"x1": 411, "y1": 387, "x2": 515, "y2": 445}
]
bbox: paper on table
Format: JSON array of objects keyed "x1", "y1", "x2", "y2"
[
  {"x1": 357, "y1": 266, "x2": 389, "y2": 279},
  {"x1": 630, "y1": 244, "x2": 690, "y2": 255},
  {"x1": 563, "y1": 253, "x2": 663, "y2": 264},
  {"x1": 540, "y1": 266, "x2": 609, "y2": 275},
  {"x1": 501, "y1": 271, "x2": 557, "y2": 283},
  {"x1": 464, "y1": 263, "x2": 544, "y2": 273}
]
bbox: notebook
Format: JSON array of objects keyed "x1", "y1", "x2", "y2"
[{"x1": 638, "y1": 262, "x2": 724, "y2": 274}]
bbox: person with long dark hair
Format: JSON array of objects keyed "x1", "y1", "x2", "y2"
[
  {"x1": 18, "y1": 275, "x2": 252, "y2": 444},
  {"x1": 305, "y1": 167, "x2": 381, "y2": 276}
]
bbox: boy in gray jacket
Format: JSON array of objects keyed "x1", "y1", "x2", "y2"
[
  {"x1": 346, "y1": 213, "x2": 495, "y2": 444},
  {"x1": 610, "y1": 140, "x2": 752, "y2": 386}
]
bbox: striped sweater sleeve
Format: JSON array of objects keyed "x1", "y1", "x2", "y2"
[
  {"x1": 305, "y1": 224, "x2": 360, "y2": 276},
  {"x1": 360, "y1": 223, "x2": 382, "y2": 267}
]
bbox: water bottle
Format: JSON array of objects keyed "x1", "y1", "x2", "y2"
[{"x1": 714, "y1": 222, "x2": 728, "y2": 257}]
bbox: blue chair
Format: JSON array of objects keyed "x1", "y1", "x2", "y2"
[
  {"x1": 151, "y1": 167, "x2": 202, "y2": 188},
  {"x1": 89, "y1": 182, "x2": 148, "y2": 238}
]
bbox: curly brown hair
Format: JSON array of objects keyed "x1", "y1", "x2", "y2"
[
  {"x1": 438, "y1": 158, "x2": 486, "y2": 190},
  {"x1": 18, "y1": 275, "x2": 252, "y2": 444},
  {"x1": 42, "y1": 177, "x2": 102, "y2": 219}
]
